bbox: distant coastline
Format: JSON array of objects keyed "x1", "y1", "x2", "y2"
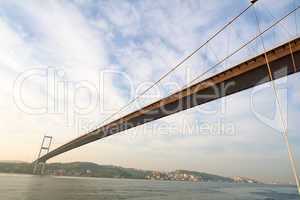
[{"x1": 0, "y1": 161, "x2": 262, "y2": 184}]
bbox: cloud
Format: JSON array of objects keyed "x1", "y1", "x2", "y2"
[{"x1": 0, "y1": 0, "x2": 298, "y2": 183}]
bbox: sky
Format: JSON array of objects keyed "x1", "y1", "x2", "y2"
[{"x1": 0, "y1": 0, "x2": 300, "y2": 184}]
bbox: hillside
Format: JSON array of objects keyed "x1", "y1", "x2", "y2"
[
  {"x1": 0, "y1": 161, "x2": 247, "y2": 183},
  {"x1": 174, "y1": 170, "x2": 234, "y2": 182}
]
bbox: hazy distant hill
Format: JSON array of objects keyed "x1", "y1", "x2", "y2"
[
  {"x1": 46, "y1": 162, "x2": 152, "y2": 179},
  {"x1": 0, "y1": 161, "x2": 241, "y2": 183},
  {"x1": 0, "y1": 162, "x2": 152, "y2": 179},
  {"x1": 0, "y1": 160, "x2": 27, "y2": 163},
  {"x1": 0, "y1": 162, "x2": 33, "y2": 174}
]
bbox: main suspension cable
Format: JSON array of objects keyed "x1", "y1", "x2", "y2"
[
  {"x1": 296, "y1": 0, "x2": 298, "y2": 36},
  {"x1": 260, "y1": 1, "x2": 297, "y2": 73},
  {"x1": 184, "y1": 4, "x2": 300, "y2": 88},
  {"x1": 92, "y1": 2, "x2": 257, "y2": 129},
  {"x1": 253, "y1": 5, "x2": 300, "y2": 194}
]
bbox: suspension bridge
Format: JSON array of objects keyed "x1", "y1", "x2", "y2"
[{"x1": 33, "y1": 0, "x2": 300, "y2": 194}]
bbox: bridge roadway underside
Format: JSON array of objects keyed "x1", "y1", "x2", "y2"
[{"x1": 37, "y1": 37, "x2": 300, "y2": 163}]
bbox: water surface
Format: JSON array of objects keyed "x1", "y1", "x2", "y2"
[{"x1": 0, "y1": 173, "x2": 298, "y2": 200}]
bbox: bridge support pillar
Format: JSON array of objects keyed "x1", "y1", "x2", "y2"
[
  {"x1": 33, "y1": 135, "x2": 52, "y2": 175},
  {"x1": 33, "y1": 161, "x2": 46, "y2": 175}
]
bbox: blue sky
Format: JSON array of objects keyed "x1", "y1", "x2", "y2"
[{"x1": 0, "y1": 0, "x2": 299, "y2": 184}]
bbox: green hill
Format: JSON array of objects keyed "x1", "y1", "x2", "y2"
[{"x1": 0, "y1": 162, "x2": 235, "y2": 182}]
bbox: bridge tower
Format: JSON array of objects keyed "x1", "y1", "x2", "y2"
[{"x1": 33, "y1": 135, "x2": 53, "y2": 175}]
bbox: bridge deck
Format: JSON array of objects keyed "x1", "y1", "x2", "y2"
[{"x1": 37, "y1": 37, "x2": 300, "y2": 163}]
